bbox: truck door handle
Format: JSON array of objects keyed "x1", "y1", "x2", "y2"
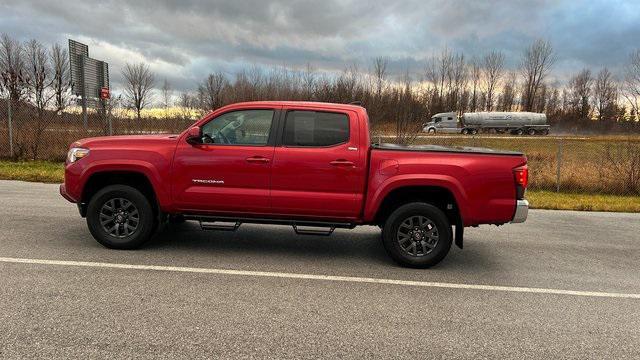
[
  {"x1": 330, "y1": 159, "x2": 354, "y2": 167},
  {"x1": 246, "y1": 156, "x2": 270, "y2": 164}
]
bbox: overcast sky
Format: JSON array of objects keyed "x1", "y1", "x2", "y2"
[{"x1": 2, "y1": 0, "x2": 639, "y2": 92}]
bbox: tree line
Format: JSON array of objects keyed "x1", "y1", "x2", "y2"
[{"x1": 2, "y1": 33, "x2": 640, "y2": 134}]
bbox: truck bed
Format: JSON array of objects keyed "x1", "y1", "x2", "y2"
[{"x1": 372, "y1": 143, "x2": 523, "y2": 156}]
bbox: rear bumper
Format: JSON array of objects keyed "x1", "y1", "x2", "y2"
[{"x1": 510, "y1": 199, "x2": 529, "y2": 223}]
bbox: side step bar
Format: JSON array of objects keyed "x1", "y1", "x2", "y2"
[
  {"x1": 183, "y1": 215, "x2": 354, "y2": 236},
  {"x1": 200, "y1": 220, "x2": 241, "y2": 231},
  {"x1": 293, "y1": 225, "x2": 335, "y2": 236}
]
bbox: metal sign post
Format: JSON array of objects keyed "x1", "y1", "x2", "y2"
[
  {"x1": 68, "y1": 39, "x2": 109, "y2": 131},
  {"x1": 100, "y1": 87, "x2": 111, "y2": 135}
]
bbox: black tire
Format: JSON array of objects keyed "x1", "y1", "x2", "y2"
[
  {"x1": 515, "y1": 128, "x2": 524, "y2": 135},
  {"x1": 471, "y1": 129, "x2": 478, "y2": 135},
  {"x1": 461, "y1": 128, "x2": 469, "y2": 135},
  {"x1": 86, "y1": 185, "x2": 155, "y2": 249},
  {"x1": 527, "y1": 128, "x2": 536, "y2": 136},
  {"x1": 382, "y1": 203, "x2": 452, "y2": 268},
  {"x1": 427, "y1": 128, "x2": 436, "y2": 134}
]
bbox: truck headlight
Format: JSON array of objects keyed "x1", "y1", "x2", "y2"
[{"x1": 67, "y1": 147, "x2": 90, "y2": 163}]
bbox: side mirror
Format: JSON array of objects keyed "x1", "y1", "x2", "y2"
[{"x1": 186, "y1": 126, "x2": 202, "y2": 145}]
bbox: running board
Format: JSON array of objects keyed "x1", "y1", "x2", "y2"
[
  {"x1": 199, "y1": 220, "x2": 241, "y2": 231},
  {"x1": 293, "y1": 225, "x2": 335, "y2": 236},
  {"x1": 183, "y1": 215, "x2": 353, "y2": 235}
]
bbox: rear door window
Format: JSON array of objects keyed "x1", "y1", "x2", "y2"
[{"x1": 283, "y1": 111, "x2": 349, "y2": 147}]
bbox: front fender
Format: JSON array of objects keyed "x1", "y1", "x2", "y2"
[{"x1": 78, "y1": 160, "x2": 171, "y2": 209}]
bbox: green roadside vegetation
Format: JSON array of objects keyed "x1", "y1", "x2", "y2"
[
  {"x1": 526, "y1": 190, "x2": 640, "y2": 212},
  {"x1": 0, "y1": 160, "x2": 638, "y2": 213},
  {"x1": 0, "y1": 160, "x2": 64, "y2": 183}
]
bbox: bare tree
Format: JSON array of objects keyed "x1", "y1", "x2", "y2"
[
  {"x1": 50, "y1": 43, "x2": 70, "y2": 112},
  {"x1": 499, "y1": 71, "x2": 517, "y2": 111},
  {"x1": 161, "y1": 78, "x2": 171, "y2": 110},
  {"x1": 469, "y1": 57, "x2": 481, "y2": 112},
  {"x1": 568, "y1": 69, "x2": 593, "y2": 120},
  {"x1": 393, "y1": 70, "x2": 428, "y2": 145},
  {"x1": 546, "y1": 88, "x2": 561, "y2": 116},
  {"x1": 593, "y1": 68, "x2": 617, "y2": 122},
  {"x1": 0, "y1": 34, "x2": 26, "y2": 106},
  {"x1": 622, "y1": 50, "x2": 640, "y2": 120},
  {"x1": 301, "y1": 63, "x2": 316, "y2": 100},
  {"x1": 424, "y1": 48, "x2": 454, "y2": 112},
  {"x1": 520, "y1": 39, "x2": 555, "y2": 111},
  {"x1": 24, "y1": 39, "x2": 54, "y2": 159},
  {"x1": 372, "y1": 56, "x2": 388, "y2": 98},
  {"x1": 482, "y1": 50, "x2": 505, "y2": 111},
  {"x1": 122, "y1": 62, "x2": 155, "y2": 121},
  {"x1": 198, "y1": 71, "x2": 227, "y2": 110},
  {"x1": 447, "y1": 52, "x2": 467, "y2": 112}
]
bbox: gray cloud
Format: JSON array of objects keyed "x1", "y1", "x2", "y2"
[{"x1": 1, "y1": 0, "x2": 639, "y2": 92}]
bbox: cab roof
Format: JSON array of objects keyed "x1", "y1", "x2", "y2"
[{"x1": 220, "y1": 101, "x2": 365, "y2": 112}]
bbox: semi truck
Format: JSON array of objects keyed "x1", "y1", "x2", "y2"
[{"x1": 423, "y1": 111, "x2": 550, "y2": 135}]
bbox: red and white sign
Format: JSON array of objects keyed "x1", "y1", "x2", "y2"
[{"x1": 99, "y1": 87, "x2": 110, "y2": 100}]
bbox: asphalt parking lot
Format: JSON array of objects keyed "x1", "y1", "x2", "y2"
[{"x1": 1, "y1": 180, "x2": 639, "y2": 359}]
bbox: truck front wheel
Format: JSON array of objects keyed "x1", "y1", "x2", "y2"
[
  {"x1": 86, "y1": 185, "x2": 155, "y2": 249},
  {"x1": 382, "y1": 203, "x2": 452, "y2": 268}
]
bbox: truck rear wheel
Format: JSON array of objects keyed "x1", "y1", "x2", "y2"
[
  {"x1": 515, "y1": 128, "x2": 524, "y2": 135},
  {"x1": 86, "y1": 185, "x2": 155, "y2": 249},
  {"x1": 382, "y1": 203, "x2": 452, "y2": 268},
  {"x1": 527, "y1": 128, "x2": 536, "y2": 135}
]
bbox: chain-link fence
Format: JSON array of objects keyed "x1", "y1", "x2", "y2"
[
  {"x1": 404, "y1": 134, "x2": 640, "y2": 196},
  {"x1": 2, "y1": 102, "x2": 640, "y2": 196},
  {"x1": 0, "y1": 101, "x2": 194, "y2": 161}
]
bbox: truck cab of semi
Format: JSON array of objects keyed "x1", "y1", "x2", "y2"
[{"x1": 423, "y1": 112, "x2": 461, "y2": 134}]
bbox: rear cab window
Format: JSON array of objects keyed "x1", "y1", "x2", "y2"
[{"x1": 283, "y1": 111, "x2": 349, "y2": 147}]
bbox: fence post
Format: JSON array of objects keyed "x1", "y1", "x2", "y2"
[
  {"x1": 7, "y1": 99, "x2": 14, "y2": 158},
  {"x1": 556, "y1": 138, "x2": 563, "y2": 192},
  {"x1": 108, "y1": 111, "x2": 112, "y2": 135}
]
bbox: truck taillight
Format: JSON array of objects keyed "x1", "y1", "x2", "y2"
[
  {"x1": 513, "y1": 166, "x2": 528, "y2": 200},
  {"x1": 514, "y1": 166, "x2": 528, "y2": 188}
]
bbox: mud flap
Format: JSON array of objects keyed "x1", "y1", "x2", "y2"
[{"x1": 454, "y1": 219, "x2": 464, "y2": 249}]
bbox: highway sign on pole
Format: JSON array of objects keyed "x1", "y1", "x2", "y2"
[{"x1": 68, "y1": 39, "x2": 110, "y2": 129}]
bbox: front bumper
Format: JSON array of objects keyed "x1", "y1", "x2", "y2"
[
  {"x1": 510, "y1": 199, "x2": 529, "y2": 223},
  {"x1": 59, "y1": 184, "x2": 76, "y2": 203}
]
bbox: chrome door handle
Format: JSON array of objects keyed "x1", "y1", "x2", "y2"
[
  {"x1": 246, "y1": 156, "x2": 270, "y2": 163},
  {"x1": 330, "y1": 159, "x2": 354, "y2": 167}
]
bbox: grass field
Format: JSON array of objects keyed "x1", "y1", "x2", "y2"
[{"x1": 1, "y1": 160, "x2": 637, "y2": 213}]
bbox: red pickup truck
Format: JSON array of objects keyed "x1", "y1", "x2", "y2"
[{"x1": 60, "y1": 101, "x2": 528, "y2": 268}]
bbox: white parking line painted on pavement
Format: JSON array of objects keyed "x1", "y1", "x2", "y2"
[{"x1": 1, "y1": 256, "x2": 639, "y2": 299}]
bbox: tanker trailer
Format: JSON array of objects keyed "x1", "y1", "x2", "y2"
[{"x1": 461, "y1": 112, "x2": 549, "y2": 135}]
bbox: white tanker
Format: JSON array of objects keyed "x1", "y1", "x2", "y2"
[{"x1": 423, "y1": 111, "x2": 550, "y2": 135}]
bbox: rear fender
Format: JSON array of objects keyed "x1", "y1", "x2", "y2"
[{"x1": 364, "y1": 174, "x2": 471, "y2": 225}]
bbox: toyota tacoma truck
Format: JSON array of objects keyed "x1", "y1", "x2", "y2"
[{"x1": 60, "y1": 101, "x2": 529, "y2": 268}]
